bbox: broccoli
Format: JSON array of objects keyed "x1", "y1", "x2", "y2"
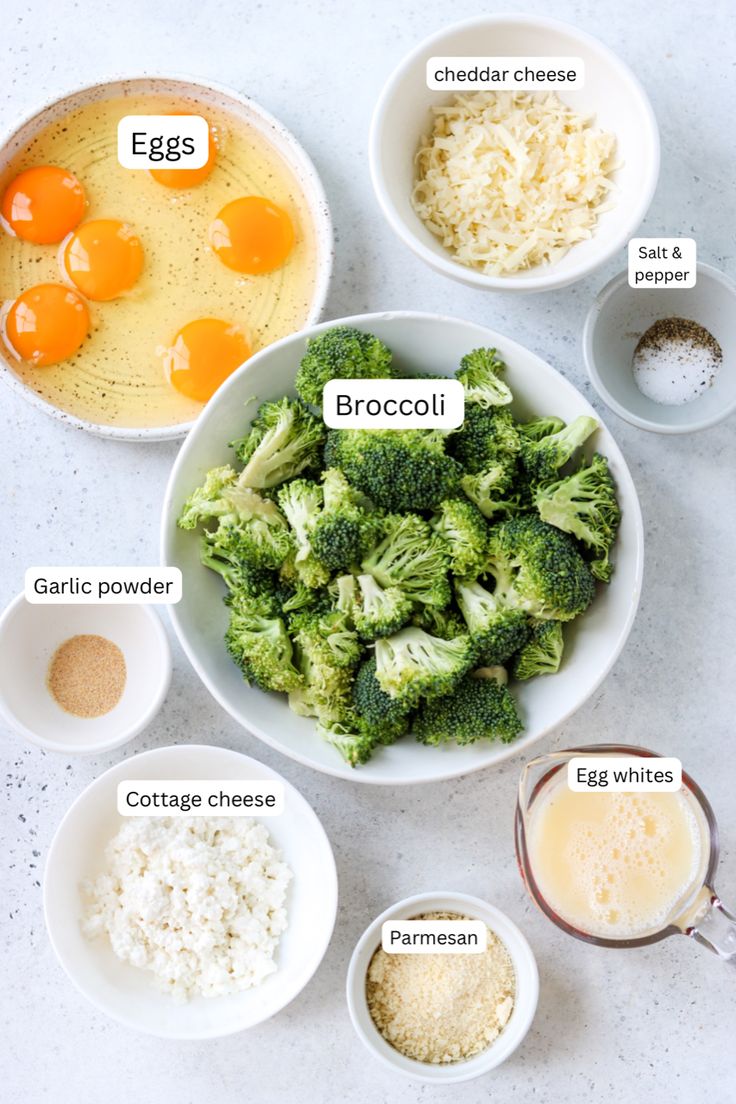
[
  {"x1": 431, "y1": 497, "x2": 488, "y2": 577},
  {"x1": 454, "y1": 576, "x2": 530, "y2": 666},
  {"x1": 374, "y1": 627, "x2": 475, "y2": 707},
  {"x1": 456, "y1": 347, "x2": 513, "y2": 407},
  {"x1": 517, "y1": 415, "x2": 566, "y2": 442},
  {"x1": 414, "y1": 674, "x2": 522, "y2": 746},
  {"x1": 451, "y1": 405, "x2": 520, "y2": 474},
  {"x1": 534, "y1": 454, "x2": 621, "y2": 582},
  {"x1": 487, "y1": 515, "x2": 596, "y2": 622},
  {"x1": 201, "y1": 536, "x2": 279, "y2": 601},
  {"x1": 352, "y1": 656, "x2": 413, "y2": 741},
  {"x1": 512, "y1": 620, "x2": 564, "y2": 680},
  {"x1": 225, "y1": 596, "x2": 302, "y2": 693},
  {"x1": 461, "y1": 460, "x2": 522, "y2": 520},
  {"x1": 334, "y1": 573, "x2": 412, "y2": 639},
  {"x1": 315, "y1": 717, "x2": 378, "y2": 767},
  {"x1": 295, "y1": 325, "x2": 393, "y2": 406},
  {"x1": 324, "y1": 429, "x2": 462, "y2": 512},
  {"x1": 288, "y1": 639, "x2": 355, "y2": 724},
  {"x1": 277, "y1": 479, "x2": 331, "y2": 588},
  {"x1": 361, "y1": 513, "x2": 451, "y2": 608},
  {"x1": 519, "y1": 414, "x2": 598, "y2": 484},
  {"x1": 290, "y1": 605, "x2": 363, "y2": 670},
  {"x1": 411, "y1": 604, "x2": 467, "y2": 640},
  {"x1": 309, "y1": 468, "x2": 382, "y2": 573},
  {"x1": 178, "y1": 465, "x2": 239, "y2": 529},
  {"x1": 232, "y1": 397, "x2": 325, "y2": 488}
]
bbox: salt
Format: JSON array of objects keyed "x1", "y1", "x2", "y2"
[{"x1": 632, "y1": 317, "x2": 722, "y2": 406}]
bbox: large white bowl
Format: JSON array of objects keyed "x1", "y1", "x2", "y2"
[
  {"x1": 370, "y1": 15, "x2": 659, "y2": 293},
  {"x1": 0, "y1": 74, "x2": 333, "y2": 441},
  {"x1": 44, "y1": 744, "x2": 338, "y2": 1038},
  {"x1": 161, "y1": 312, "x2": 644, "y2": 785}
]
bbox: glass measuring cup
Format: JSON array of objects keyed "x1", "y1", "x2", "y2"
[{"x1": 515, "y1": 745, "x2": 736, "y2": 961}]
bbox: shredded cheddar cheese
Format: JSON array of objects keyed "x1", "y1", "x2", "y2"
[{"x1": 412, "y1": 91, "x2": 617, "y2": 276}]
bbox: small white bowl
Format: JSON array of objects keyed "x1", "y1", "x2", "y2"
[
  {"x1": 0, "y1": 74, "x2": 333, "y2": 441},
  {"x1": 369, "y1": 15, "x2": 659, "y2": 293},
  {"x1": 346, "y1": 891, "x2": 538, "y2": 1083},
  {"x1": 44, "y1": 743, "x2": 338, "y2": 1039},
  {"x1": 583, "y1": 263, "x2": 736, "y2": 433},
  {"x1": 0, "y1": 593, "x2": 171, "y2": 754}
]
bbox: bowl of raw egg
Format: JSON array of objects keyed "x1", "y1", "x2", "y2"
[{"x1": 0, "y1": 76, "x2": 333, "y2": 440}]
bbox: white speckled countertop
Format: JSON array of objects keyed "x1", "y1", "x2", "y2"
[{"x1": 2, "y1": 0, "x2": 735, "y2": 1100}]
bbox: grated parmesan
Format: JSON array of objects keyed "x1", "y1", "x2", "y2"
[
  {"x1": 366, "y1": 911, "x2": 515, "y2": 1064},
  {"x1": 412, "y1": 91, "x2": 617, "y2": 276}
]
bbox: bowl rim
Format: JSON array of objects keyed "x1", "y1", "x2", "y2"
[
  {"x1": 42, "y1": 742, "x2": 339, "y2": 1038},
  {"x1": 0, "y1": 71, "x2": 334, "y2": 442},
  {"x1": 368, "y1": 13, "x2": 660, "y2": 293},
  {"x1": 160, "y1": 308, "x2": 645, "y2": 786},
  {"x1": 582, "y1": 261, "x2": 736, "y2": 434},
  {"x1": 0, "y1": 591, "x2": 172, "y2": 754},
  {"x1": 345, "y1": 890, "x2": 539, "y2": 1083}
]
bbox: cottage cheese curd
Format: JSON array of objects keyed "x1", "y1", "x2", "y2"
[{"x1": 82, "y1": 816, "x2": 291, "y2": 1000}]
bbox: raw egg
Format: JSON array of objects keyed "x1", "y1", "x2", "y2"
[
  {"x1": 1, "y1": 166, "x2": 86, "y2": 244},
  {"x1": 163, "y1": 318, "x2": 250, "y2": 401},
  {"x1": 62, "y1": 219, "x2": 144, "y2": 301},
  {"x1": 209, "y1": 196, "x2": 294, "y2": 274},
  {"x1": 150, "y1": 116, "x2": 218, "y2": 189},
  {"x1": 4, "y1": 283, "x2": 90, "y2": 366}
]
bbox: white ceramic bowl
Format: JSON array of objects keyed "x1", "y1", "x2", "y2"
[
  {"x1": 161, "y1": 311, "x2": 644, "y2": 785},
  {"x1": 0, "y1": 74, "x2": 333, "y2": 441},
  {"x1": 583, "y1": 263, "x2": 736, "y2": 433},
  {"x1": 346, "y1": 891, "x2": 538, "y2": 1083},
  {"x1": 0, "y1": 593, "x2": 171, "y2": 754},
  {"x1": 44, "y1": 743, "x2": 338, "y2": 1038},
  {"x1": 369, "y1": 15, "x2": 659, "y2": 293}
]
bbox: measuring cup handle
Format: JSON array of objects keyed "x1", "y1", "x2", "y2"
[{"x1": 688, "y1": 892, "x2": 736, "y2": 963}]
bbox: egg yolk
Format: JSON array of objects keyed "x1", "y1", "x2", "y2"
[
  {"x1": 150, "y1": 116, "x2": 218, "y2": 189},
  {"x1": 1, "y1": 166, "x2": 86, "y2": 244},
  {"x1": 62, "y1": 219, "x2": 144, "y2": 301},
  {"x1": 4, "y1": 283, "x2": 90, "y2": 366},
  {"x1": 164, "y1": 318, "x2": 250, "y2": 402},
  {"x1": 209, "y1": 196, "x2": 294, "y2": 274}
]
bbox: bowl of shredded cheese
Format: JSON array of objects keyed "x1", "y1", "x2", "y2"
[{"x1": 369, "y1": 15, "x2": 659, "y2": 292}]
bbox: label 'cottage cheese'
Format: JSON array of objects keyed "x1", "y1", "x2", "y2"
[{"x1": 82, "y1": 816, "x2": 292, "y2": 1001}]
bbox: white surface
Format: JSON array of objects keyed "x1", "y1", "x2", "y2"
[
  {"x1": 369, "y1": 14, "x2": 660, "y2": 291},
  {"x1": 0, "y1": 0, "x2": 734, "y2": 1101},
  {"x1": 346, "y1": 891, "x2": 539, "y2": 1082},
  {"x1": 44, "y1": 745, "x2": 337, "y2": 1037},
  {"x1": 162, "y1": 311, "x2": 644, "y2": 784},
  {"x1": 584, "y1": 263, "x2": 736, "y2": 431}
]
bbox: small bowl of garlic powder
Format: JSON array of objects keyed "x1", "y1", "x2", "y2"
[
  {"x1": 584, "y1": 263, "x2": 736, "y2": 433},
  {"x1": 346, "y1": 891, "x2": 538, "y2": 1083},
  {"x1": 0, "y1": 594, "x2": 171, "y2": 753}
]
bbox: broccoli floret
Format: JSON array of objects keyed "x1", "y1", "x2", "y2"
[
  {"x1": 431, "y1": 497, "x2": 488, "y2": 577},
  {"x1": 295, "y1": 326, "x2": 393, "y2": 406},
  {"x1": 177, "y1": 465, "x2": 239, "y2": 529},
  {"x1": 461, "y1": 459, "x2": 522, "y2": 520},
  {"x1": 487, "y1": 515, "x2": 596, "y2": 622},
  {"x1": 517, "y1": 416, "x2": 566, "y2": 442},
  {"x1": 512, "y1": 620, "x2": 564, "y2": 680},
  {"x1": 456, "y1": 347, "x2": 513, "y2": 407},
  {"x1": 534, "y1": 454, "x2": 621, "y2": 582},
  {"x1": 352, "y1": 656, "x2": 413, "y2": 740},
  {"x1": 414, "y1": 674, "x2": 522, "y2": 746},
  {"x1": 324, "y1": 429, "x2": 462, "y2": 512},
  {"x1": 309, "y1": 469, "x2": 382, "y2": 573},
  {"x1": 201, "y1": 535, "x2": 279, "y2": 601},
  {"x1": 277, "y1": 479, "x2": 331, "y2": 588},
  {"x1": 287, "y1": 637, "x2": 355, "y2": 724},
  {"x1": 232, "y1": 397, "x2": 325, "y2": 488},
  {"x1": 225, "y1": 596, "x2": 302, "y2": 693},
  {"x1": 519, "y1": 415, "x2": 598, "y2": 484},
  {"x1": 411, "y1": 604, "x2": 467, "y2": 640},
  {"x1": 452, "y1": 406, "x2": 520, "y2": 474},
  {"x1": 454, "y1": 577, "x2": 530, "y2": 666},
  {"x1": 361, "y1": 513, "x2": 451, "y2": 608},
  {"x1": 374, "y1": 627, "x2": 475, "y2": 707},
  {"x1": 334, "y1": 573, "x2": 413, "y2": 639},
  {"x1": 315, "y1": 717, "x2": 378, "y2": 767},
  {"x1": 290, "y1": 605, "x2": 363, "y2": 669}
]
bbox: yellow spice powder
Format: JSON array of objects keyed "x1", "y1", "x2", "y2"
[
  {"x1": 47, "y1": 634, "x2": 126, "y2": 718},
  {"x1": 366, "y1": 911, "x2": 515, "y2": 1064}
]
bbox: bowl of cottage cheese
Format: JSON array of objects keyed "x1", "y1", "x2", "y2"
[{"x1": 43, "y1": 744, "x2": 338, "y2": 1038}]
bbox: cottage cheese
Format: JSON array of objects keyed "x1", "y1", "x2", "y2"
[{"x1": 82, "y1": 816, "x2": 292, "y2": 1001}]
